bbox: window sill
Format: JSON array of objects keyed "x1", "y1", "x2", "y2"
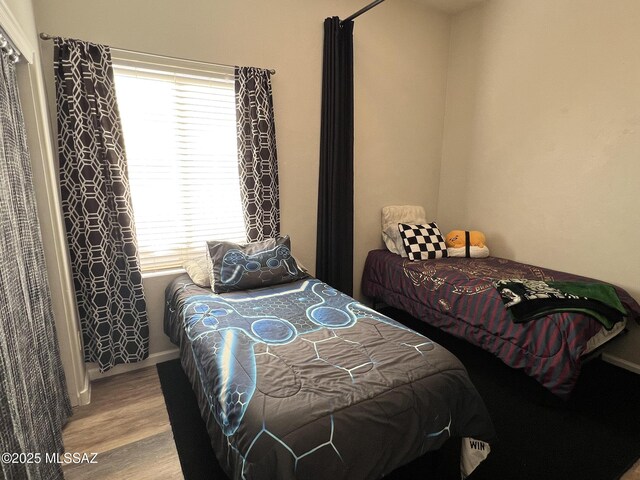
[{"x1": 141, "y1": 268, "x2": 185, "y2": 280}]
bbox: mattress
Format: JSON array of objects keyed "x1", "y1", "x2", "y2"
[
  {"x1": 165, "y1": 274, "x2": 495, "y2": 479},
  {"x1": 361, "y1": 250, "x2": 640, "y2": 399}
]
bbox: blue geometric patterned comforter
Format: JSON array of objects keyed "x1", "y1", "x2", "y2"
[{"x1": 165, "y1": 274, "x2": 494, "y2": 479}]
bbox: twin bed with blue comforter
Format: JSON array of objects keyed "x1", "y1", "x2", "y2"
[{"x1": 165, "y1": 252, "x2": 495, "y2": 479}]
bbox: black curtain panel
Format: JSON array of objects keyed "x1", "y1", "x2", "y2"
[
  {"x1": 316, "y1": 17, "x2": 354, "y2": 296},
  {"x1": 0, "y1": 50, "x2": 71, "y2": 480},
  {"x1": 54, "y1": 37, "x2": 149, "y2": 372},
  {"x1": 235, "y1": 66, "x2": 280, "y2": 242}
]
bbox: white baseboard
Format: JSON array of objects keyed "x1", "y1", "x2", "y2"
[
  {"x1": 76, "y1": 369, "x2": 92, "y2": 406},
  {"x1": 601, "y1": 352, "x2": 640, "y2": 375},
  {"x1": 87, "y1": 349, "x2": 180, "y2": 382},
  {"x1": 601, "y1": 319, "x2": 640, "y2": 375}
]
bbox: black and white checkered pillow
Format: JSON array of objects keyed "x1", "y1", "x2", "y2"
[{"x1": 397, "y1": 222, "x2": 449, "y2": 261}]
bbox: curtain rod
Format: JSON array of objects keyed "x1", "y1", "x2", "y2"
[
  {"x1": 0, "y1": 28, "x2": 22, "y2": 63},
  {"x1": 341, "y1": 0, "x2": 386, "y2": 24},
  {"x1": 38, "y1": 33, "x2": 276, "y2": 75}
]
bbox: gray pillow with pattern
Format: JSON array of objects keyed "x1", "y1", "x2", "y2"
[{"x1": 206, "y1": 236, "x2": 308, "y2": 293}]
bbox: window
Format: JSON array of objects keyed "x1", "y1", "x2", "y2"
[{"x1": 113, "y1": 52, "x2": 246, "y2": 271}]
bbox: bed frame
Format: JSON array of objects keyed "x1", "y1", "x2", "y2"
[{"x1": 361, "y1": 249, "x2": 639, "y2": 399}]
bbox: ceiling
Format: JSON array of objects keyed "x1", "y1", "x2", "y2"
[{"x1": 412, "y1": 0, "x2": 485, "y2": 14}]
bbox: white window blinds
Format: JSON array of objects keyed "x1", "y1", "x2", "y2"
[{"x1": 113, "y1": 52, "x2": 246, "y2": 272}]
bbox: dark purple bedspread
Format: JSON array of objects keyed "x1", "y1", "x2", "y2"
[{"x1": 361, "y1": 250, "x2": 640, "y2": 398}]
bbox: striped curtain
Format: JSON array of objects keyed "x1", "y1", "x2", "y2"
[
  {"x1": 0, "y1": 48, "x2": 71, "y2": 480},
  {"x1": 54, "y1": 37, "x2": 149, "y2": 371},
  {"x1": 235, "y1": 67, "x2": 280, "y2": 242}
]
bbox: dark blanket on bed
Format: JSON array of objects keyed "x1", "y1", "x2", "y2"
[
  {"x1": 495, "y1": 279, "x2": 627, "y2": 329},
  {"x1": 361, "y1": 250, "x2": 640, "y2": 399},
  {"x1": 165, "y1": 274, "x2": 495, "y2": 479}
]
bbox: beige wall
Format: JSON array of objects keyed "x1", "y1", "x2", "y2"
[
  {"x1": 32, "y1": 0, "x2": 451, "y2": 360},
  {"x1": 354, "y1": 4, "x2": 451, "y2": 298},
  {"x1": 26, "y1": 0, "x2": 640, "y2": 386},
  {"x1": 439, "y1": 0, "x2": 640, "y2": 300}
]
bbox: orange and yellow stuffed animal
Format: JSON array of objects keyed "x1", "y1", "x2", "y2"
[
  {"x1": 445, "y1": 230, "x2": 490, "y2": 258},
  {"x1": 445, "y1": 230, "x2": 486, "y2": 249}
]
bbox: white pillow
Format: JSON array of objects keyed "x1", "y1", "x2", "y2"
[
  {"x1": 447, "y1": 245, "x2": 490, "y2": 258},
  {"x1": 183, "y1": 254, "x2": 211, "y2": 287},
  {"x1": 381, "y1": 205, "x2": 427, "y2": 257}
]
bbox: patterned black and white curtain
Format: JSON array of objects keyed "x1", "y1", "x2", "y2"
[
  {"x1": 235, "y1": 67, "x2": 280, "y2": 242},
  {"x1": 0, "y1": 47, "x2": 71, "y2": 480},
  {"x1": 54, "y1": 37, "x2": 149, "y2": 372}
]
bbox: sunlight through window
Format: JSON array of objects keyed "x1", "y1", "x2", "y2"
[{"x1": 113, "y1": 55, "x2": 246, "y2": 271}]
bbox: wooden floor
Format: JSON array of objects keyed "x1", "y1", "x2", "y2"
[
  {"x1": 61, "y1": 366, "x2": 182, "y2": 479},
  {"x1": 62, "y1": 365, "x2": 640, "y2": 480}
]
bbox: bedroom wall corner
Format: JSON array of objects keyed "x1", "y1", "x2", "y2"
[
  {"x1": 437, "y1": 0, "x2": 640, "y2": 301},
  {"x1": 436, "y1": 3, "x2": 485, "y2": 238},
  {"x1": 353, "y1": 0, "x2": 452, "y2": 300}
]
